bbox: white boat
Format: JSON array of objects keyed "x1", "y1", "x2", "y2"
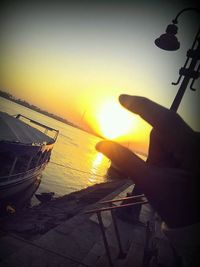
[{"x1": 0, "y1": 112, "x2": 59, "y2": 207}]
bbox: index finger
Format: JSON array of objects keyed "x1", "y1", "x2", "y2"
[{"x1": 119, "y1": 95, "x2": 192, "y2": 135}]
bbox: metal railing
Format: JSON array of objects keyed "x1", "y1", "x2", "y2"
[
  {"x1": 15, "y1": 114, "x2": 59, "y2": 141},
  {"x1": 85, "y1": 195, "x2": 148, "y2": 267}
]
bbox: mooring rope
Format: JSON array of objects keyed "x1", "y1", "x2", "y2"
[{"x1": 50, "y1": 161, "x2": 106, "y2": 178}]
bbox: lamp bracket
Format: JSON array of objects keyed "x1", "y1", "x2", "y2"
[{"x1": 172, "y1": 7, "x2": 200, "y2": 24}]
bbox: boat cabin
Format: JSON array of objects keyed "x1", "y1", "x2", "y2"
[{"x1": 0, "y1": 112, "x2": 58, "y2": 183}]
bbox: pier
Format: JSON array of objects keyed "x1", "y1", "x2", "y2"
[{"x1": 0, "y1": 180, "x2": 177, "y2": 267}]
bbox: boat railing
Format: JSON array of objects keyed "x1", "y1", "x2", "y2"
[
  {"x1": 0, "y1": 163, "x2": 47, "y2": 183},
  {"x1": 15, "y1": 114, "x2": 59, "y2": 141}
]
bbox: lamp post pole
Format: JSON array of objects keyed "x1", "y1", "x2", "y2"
[
  {"x1": 170, "y1": 28, "x2": 200, "y2": 111},
  {"x1": 155, "y1": 8, "x2": 200, "y2": 112}
]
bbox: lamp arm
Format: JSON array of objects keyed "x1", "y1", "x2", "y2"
[{"x1": 172, "y1": 7, "x2": 200, "y2": 24}]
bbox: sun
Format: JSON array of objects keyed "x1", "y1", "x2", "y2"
[{"x1": 97, "y1": 99, "x2": 137, "y2": 139}]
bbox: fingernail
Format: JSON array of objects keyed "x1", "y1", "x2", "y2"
[
  {"x1": 119, "y1": 94, "x2": 129, "y2": 104},
  {"x1": 95, "y1": 141, "x2": 103, "y2": 151},
  {"x1": 96, "y1": 141, "x2": 114, "y2": 156}
]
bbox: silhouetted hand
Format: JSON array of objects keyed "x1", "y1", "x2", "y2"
[{"x1": 96, "y1": 95, "x2": 200, "y2": 228}]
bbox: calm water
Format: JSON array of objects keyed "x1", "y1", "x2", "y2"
[{"x1": 0, "y1": 97, "x2": 110, "y2": 202}]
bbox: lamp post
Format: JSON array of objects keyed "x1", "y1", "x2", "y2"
[{"x1": 155, "y1": 7, "x2": 200, "y2": 112}]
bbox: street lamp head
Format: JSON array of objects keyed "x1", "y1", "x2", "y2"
[{"x1": 155, "y1": 24, "x2": 180, "y2": 51}]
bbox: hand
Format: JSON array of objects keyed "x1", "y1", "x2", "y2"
[{"x1": 96, "y1": 95, "x2": 200, "y2": 228}]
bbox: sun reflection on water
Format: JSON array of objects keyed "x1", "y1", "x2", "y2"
[{"x1": 88, "y1": 152, "x2": 107, "y2": 185}]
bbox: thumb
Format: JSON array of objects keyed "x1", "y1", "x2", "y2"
[{"x1": 96, "y1": 140, "x2": 191, "y2": 227}]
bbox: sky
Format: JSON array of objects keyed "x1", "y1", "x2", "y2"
[{"x1": 0, "y1": 0, "x2": 199, "y2": 153}]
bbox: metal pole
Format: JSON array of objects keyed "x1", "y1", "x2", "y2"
[
  {"x1": 170, "y1": 75, "x2": 191, "y2": 111},
  {"x1": 110, "y1": 208, "x2": 126, "y2": 259},
  {"x1": 142, "y1": 221, "x2": 151, "y2": 267},
  {"x1": 96, "y1": 212, "x2": 113, "y2": 267},
  {"x1": 9, "y1": 157, "x2": 18, "y2": 176},
  {"x1": 26, "y1": 156, "x2": 33, "y2": 171},
  {"x1": 170, "y1": 32, "x2": 200, "y2": 112}
]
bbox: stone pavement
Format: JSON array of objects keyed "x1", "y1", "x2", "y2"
[{"x1": 0, "y1": 181, "x2": 177, "y2": 267}]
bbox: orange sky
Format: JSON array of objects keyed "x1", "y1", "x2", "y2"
[{"x1": 0, "y1": 1, "x2": 199, "y2": 154}]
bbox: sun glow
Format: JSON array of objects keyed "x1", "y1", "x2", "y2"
[{"x1": 97, "y1": 99, "x2": 137, "y2": 139}]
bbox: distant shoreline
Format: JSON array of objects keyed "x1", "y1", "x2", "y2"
[
  {"x1": 0, "y1": 94, "x2": 76, "y2": 127},
  {"x1": 0, "y1": 91, "x2": 103, "y2": 139}
]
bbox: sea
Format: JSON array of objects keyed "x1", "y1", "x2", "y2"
[{"x1": 0, "y1": 97, "x2": 111, "y2": 206}]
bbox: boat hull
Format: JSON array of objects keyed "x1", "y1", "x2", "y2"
[
  {"x1": 0, "y1": 112, "x2": 59, "y2": 211},
  {"x1": 0, "y1": 163, "x2": 47, "y2": 201}
]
